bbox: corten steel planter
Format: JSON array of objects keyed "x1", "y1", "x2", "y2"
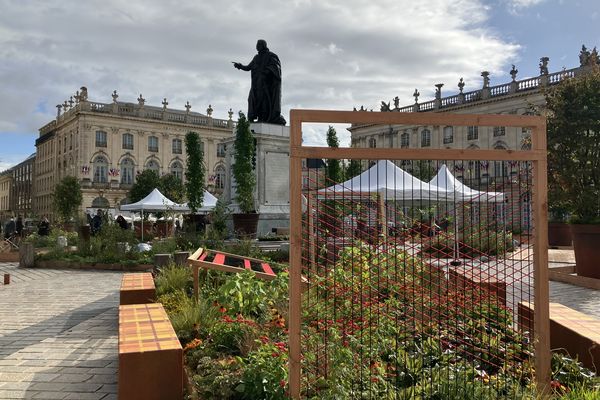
[
  {"x1": 232, "y1": 213, "x2": 259, "y2": 238},
  {"x1": 570, "y1": 224, "x2": 600, "y2": 279},
  {"x1": 548, "y1": 222, "x2": 572, "y2": 247}
]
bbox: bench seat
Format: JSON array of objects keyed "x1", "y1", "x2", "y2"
[
  {"x1": 120, "y1": 272, "x2": 156, "y2": 305},
  {"x1": 119, "y1": 303, "x2": 183, "y2": 399},
  {"x1": 518, "y1": 302, "x2": 600, "y2": 373}
]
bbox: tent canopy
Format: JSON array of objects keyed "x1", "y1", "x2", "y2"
[
  {"x1": 318, "y1": 160, "x2": 451, "y2": 201},
  {"x1": 428, "y1": 164, "x2": 505, "y2": 203},
  {"x1": 120, "y1": 188, "x2": 190, "y2": 212},
  {"x1": 181, "y1": 191, "x2": 218, "y2": 213}
]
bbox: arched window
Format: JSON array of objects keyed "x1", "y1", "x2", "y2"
[
  {"x1": 443, "y1": 126, "x2": 453, "y2": 144},
  {"x1": 122, "y1": 133, "x2": 134, "y2": 150},
  {"x1": 400, "y1": 132, "x2": 409, "y2": 148},
  {"x1": 421, "y1": 129, "x2": 431, "y2": 147},
  {"x1": 121, "y1": 158, "x2": 135, "y2": 185},
  {"x1": 171, "y1": 161, "x2": 183, "y2": 181},
  {"x1": 146, "y1": 159, "x2": 160, "y2": 174},
  {"x1": 93, "y1": 156, "x2": 108, "y2": 183},
  {"x1": 91, "y1": 196, "x2": 110, "y2": 208},
  {"x1": 215, "y1": 165, "x2": 226, "y2": 190}
]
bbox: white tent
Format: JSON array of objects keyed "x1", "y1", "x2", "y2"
[
  {"x1": 318, "y1": 160, "x2": 451, "y2": 201},
  {"x1": 120, "y1": 188, "x2": 189, "y2": 241},
  {"x1": 181, "y1": 191, "x2": 219, "y2": 213},
  {"x1": 428, "y1": 164, "x2": 505, "y2": 203},
  {"x1": 120, "y1": 188, "x2": 190, "y2": 212}
]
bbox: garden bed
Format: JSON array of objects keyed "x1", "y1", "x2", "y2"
[{"x1": 34, "y1": 259, "x2": 153, "y2": 271}]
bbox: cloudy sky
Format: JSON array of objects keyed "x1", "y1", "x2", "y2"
[{"x1": 0, "y1": 0, "x2": 598, "y2": 169}]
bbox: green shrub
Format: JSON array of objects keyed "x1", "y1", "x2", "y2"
[
  {"x1": 238, "y1": 342, "x2": 288, "y2": 400},
  {"x1": 157, "y1": 290, "x2": 189, "y2": 314},
  {"x1": 192, "y1": 356, "x2": 244, "y2": 400},
  {"x1": 217, "y1": 270, "x2": 267, "y2": 317},
  {"x1": 155, "y1": 264, "x2": 192, "y2": 296},
  {"x1": 151, "y1": 237, "x2": 179, "y2": 255},
  {"x1": 87, "y1": 224, "x2": 138, "y2": 263}
]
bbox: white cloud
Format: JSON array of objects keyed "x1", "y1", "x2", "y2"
[
  {"x1": 505, "y1": 0, "x2": 546, "y2": 14},
  {"x1": 0, "y1": 0, "x2": 521, "y2": 148}
]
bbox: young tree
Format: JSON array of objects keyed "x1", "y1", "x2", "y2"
[
  {"x1": 547, "y1": 66, "x2": 600, "y2": 222},
  {"x1": 185, "y1": 131, "x2": 206, "y2": 213},
  {"x1": 232, "y1": 112, "x2": 256, "y2": 213},
  {"x1": 325, "y1": 125, "x2": 344, "y2": 184},
  {"x1": 346, "y1": 158, "x2": 362, "y2": 180},
  {"x1": 159, "y1": 173, "x2": 185, "y2": 204},
  {"x1": 53, "y1": 176, "x2": 82, "y2": 222},
  {"x1": 129, "y1": 170, "x2": 160, "y2": 203}
]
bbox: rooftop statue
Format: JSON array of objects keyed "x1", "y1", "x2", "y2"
[{"x1": 233, "y1": 40, "x2": 286, "y2": 125}]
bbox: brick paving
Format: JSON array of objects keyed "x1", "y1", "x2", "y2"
[{"x1": 0, "y1": 263, "x2": 123, "y2": 400}]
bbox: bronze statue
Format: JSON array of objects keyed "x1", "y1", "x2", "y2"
[{"x1": 233, "y1": 40, "x2": 286, "y2": 125}]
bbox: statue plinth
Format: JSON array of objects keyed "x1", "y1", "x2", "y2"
[{"x1": 250, "y1": 122, "x2": 289, "y2": 138}]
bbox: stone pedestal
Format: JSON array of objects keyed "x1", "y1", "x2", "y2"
[{"x1": 19, "y1": 242, "x2": 34, "y2": 268}]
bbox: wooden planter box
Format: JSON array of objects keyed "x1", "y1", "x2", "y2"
[{"x1": 34, "y1": 259, "x2": 153, "y2": 271}]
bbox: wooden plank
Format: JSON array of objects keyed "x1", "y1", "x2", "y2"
[
  {"x1": 243, "y1": 259, "x2": 251, "y2": 270},
  {"x1": 532, "y1": 121, "x2": 551, "y2": 394},
  {"x1": 548, "y1": 269, "x2": 600, "y2": 290},
  {"x1": 198, "y1": 252, "x2": 207, "y2": 261},
  {"x1": 289, "y1": 109, "x2": 545, "y2": 128},
  {"x1": 292, "y1": 146, "x2": 545, "y2": 161},
  {"x1": 213, "y1": 253, "x2": 225, "y2": 265},
  {"x1": 194, "y1": 259, "x2": 276, "y2": 281},
  {"x1": 261, "y1": 263, "x2": 275, "y2": 276},
  {"x1": 288, "y1": 112, "x2": 303, "y2": 399}
]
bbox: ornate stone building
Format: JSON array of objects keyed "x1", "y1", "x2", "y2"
[
  {"x1": 34, "y1": 87, "x2": 235, "y2": 219},
  {"x1": 349, "y1": 46, "x2": 599, "y2": 230},
  {"x1": 0, "y1": 153, "x2": 35, "y2": 221}
]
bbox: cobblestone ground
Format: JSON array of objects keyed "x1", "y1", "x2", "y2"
[{"x1": 0, "y1": 263, "x2": 123, "y2": 400}]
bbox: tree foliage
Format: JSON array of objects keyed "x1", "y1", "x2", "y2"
[
  {"x1": 232, "y1": 112, "x2": 256, "y2": 213},
  {"x1": 160, "y1": 173, "x2": 185, "y2": 204},
  {"x1": 129, "y1": 170, "x2": 161, "y2": 203},
  {"x1": 185, "y1": 131, "x2": 206, "y2": 213},
  {"x1": 325, "y1": 125, "x2": 344, "y2": 184},
  {"x1": 547, "y1": 66, "x2": 600, "y2": 223},
  {"x1": 53, "y1": 176, "x2": 82, "y2": 221}
]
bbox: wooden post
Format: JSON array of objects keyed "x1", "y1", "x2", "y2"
[
  {"x1": 288, "y1": 111, "x2": 303, "y2": 399},
  {"x1": 532, "y1": 120, "x2": 551, "y2": 394},
  {"x1": 173, "y1": 251, "x2": 189, "y2": 266},
  {"x1": 154, "y1": 254, "x2": 172, "y2": 268}
]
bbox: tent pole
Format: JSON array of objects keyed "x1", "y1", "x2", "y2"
[{"x1": 141, "y1": 210, "x2": 144, "y2": 242}]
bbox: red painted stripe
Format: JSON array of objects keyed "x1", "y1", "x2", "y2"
[
  {"x1": 213, "y1": 253, "x2": 225, "y2": 265},
  {"x1": 244, "y1": 259, "x2": 251, "y2": 270},
  {"x1": 198, "y1": 252, "x2": 207, "y2": 261},
  {"x1": 261, "y1": 263, "x2": 275, "y2": 276}
]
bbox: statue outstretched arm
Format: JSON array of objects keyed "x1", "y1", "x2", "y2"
[{"x1": 233, "y1": 62, "x2": 251, "y2": 71}]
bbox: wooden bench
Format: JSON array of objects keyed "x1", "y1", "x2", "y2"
[
  {"x1": 519, "y1": 302, "x2": 600, "y2": 373},
  {"x1": 449, "y1": 267, "x2": 507, "y2": 306},
  {"x1": 119, "y1": 303, "x2": 183, "y2": 399},
  {"x1": 120, "y1": 273, "x2": 156, "y2": 305}
]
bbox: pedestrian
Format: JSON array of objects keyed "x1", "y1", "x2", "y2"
[
  {"x1": 4, "y1": 218, "x2": 15, "y2": 239},
  {"x1": 91, "y1": 209, "x2": 103, "y2": 235},
  {"x1": 15, "y1": 215, "x2": 23, "y2": 237},
  {"x1": 38, "y1": 216, "x2": 50, "y2": 236},
  {"x1": 115, "y1": 215, "x2": 128, "y2": 230}
]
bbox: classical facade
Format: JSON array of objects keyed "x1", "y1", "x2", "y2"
[
  {"x1": 34, "y1": 87, "x2": 235, "y2": 219},
  {"x1": 0, "y1": 153, "x2": 35, "y2": 221},
  {"x1": 349, "y1": 46, "x2": 599, "y2": 230}
]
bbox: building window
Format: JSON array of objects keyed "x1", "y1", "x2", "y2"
[
  {"x1": 400, "y1": 132, "x2": 409, "y2": 148},
  {"x1": 368, "y1": 138, "x2": 376, "y2": 148},
  {"x1": 170, "y1": 161, "x2": 183, "y2": 180},
  {"x1": 120, "y1": 158, "x2": 135, "y2": 185},
  {"x1": 172, "y1": 139, "x2": 182, "y2": 154},
  {"x1": 146, "y1": 159, "x2": 160, "y2": 174},
  {"x1": 215, "y1": 165, "x2": 226, "y2": 190},
  {"x1": 148, "y1": 136, "x2": 159, "y2": 152},
  {"x1": 93, "y1": 156, "x2": 108, "y2": 183},
  {"x1": 96, "y1": 131, "x2": 107, "y2": 147},
  {"x1": 493, "y1": 126, "x2": 506, "y2": 137},
  {"x1": 217, "y1": 143, "x2": 227, "y2": 157},
  {"x1": 122, "y1": 133, "x2": 134, "y2": 150},
  {"x1": 467, "y1": 126, "x2": 479, "y2": 141},
  {"x1": 421, "y1": 129, "x2": 431, "y2": 147},
  {"x1": 443, "y1": 126, "x2": 453, "y2": 144}
]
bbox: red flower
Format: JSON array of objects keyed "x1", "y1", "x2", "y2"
[
  {"x1": 279, "y1": 380, "x2": 286, "y2": 388},
  {"x1": 219, "y1": 306, "x2": 227, "y2": 313}
]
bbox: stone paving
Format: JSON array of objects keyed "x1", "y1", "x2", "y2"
[{"x1": 0, "y1": 263, "x2": 123, "y2": 400}]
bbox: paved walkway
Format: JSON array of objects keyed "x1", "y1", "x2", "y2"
[{"x1": 0, "y1": 263, "x2": 123, "y2": 400}]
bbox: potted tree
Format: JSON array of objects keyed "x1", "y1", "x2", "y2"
[
  {"x1": 547, "y1": 65, "x2": 600, "y2": 278},
  {"x1": 232, "y1": 112, "x2": 258, "y2": 237},
  {"x1": 185, "y1": 131, "x2": 207, "y2": 232}
]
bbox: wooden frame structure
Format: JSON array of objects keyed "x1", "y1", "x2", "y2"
[
  {"x1": 188, "y1": 247, "x2": 276, "y2": 300},
  {"x1": 288, "y1": 109, "x2": 549, "y2": 398}
]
